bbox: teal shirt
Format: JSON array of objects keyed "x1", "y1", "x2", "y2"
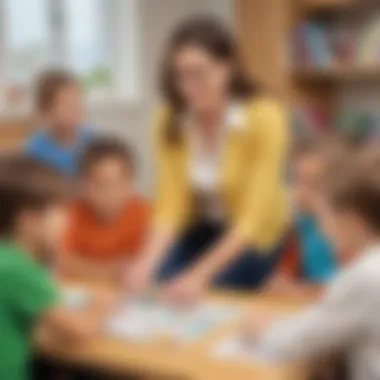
[
  {"x1": 296, "y1": 214, "x2": 337, "y2": 283},
  {"x1": 0, "y1": 240, "x2": 58, "y2": 380}
]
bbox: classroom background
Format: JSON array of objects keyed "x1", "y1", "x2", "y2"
[
  {"x1": 2, "y1": 0, "x2": 380, "y2": 191},
  {"x1": 1, "y1": 1, "x2": 380, "y2": 379}
]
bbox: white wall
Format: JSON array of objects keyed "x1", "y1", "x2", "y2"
[{"x1": 88, "y1": 0, "x2": 234, "y2": 193}]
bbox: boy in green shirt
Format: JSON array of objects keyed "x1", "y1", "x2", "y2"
[{"x1": 0, "y1": 156, "x2": 112, "y2": 380}]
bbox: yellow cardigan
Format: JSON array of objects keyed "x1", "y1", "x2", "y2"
[{"x1": 153, "y1": 96, "x2": 290, "y2": 250}]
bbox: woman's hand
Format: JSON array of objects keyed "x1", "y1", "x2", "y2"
[
  {"x1": 125, "y1": 226, "x2": 177, "y2": 295},
  {"x1": 161, "y1": 271, "x2": 208, "y2": 305},
  {"x1": 124, "y1": 257, "x2": 155, "y2": 295}
]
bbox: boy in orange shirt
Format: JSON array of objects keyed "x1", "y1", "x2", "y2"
[{"x1": 61, "y1": 138, "x2": 150, "y2": 282}]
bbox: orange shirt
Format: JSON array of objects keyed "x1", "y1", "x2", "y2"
[{"x1": 63, "y1": 196, "x2": 150, "y2": 261}]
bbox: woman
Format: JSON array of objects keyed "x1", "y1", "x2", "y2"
[{"x1": 127, "y1": 16, "x2": 289, "y2": 303}]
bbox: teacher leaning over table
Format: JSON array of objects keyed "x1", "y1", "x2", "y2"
[{"x1": 126, "y1": 16, "x2": 290, "y2": 304}]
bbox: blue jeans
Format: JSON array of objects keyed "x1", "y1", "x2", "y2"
[{"x1": 157, "y1": 220, "x2": 283, "y2": 290}]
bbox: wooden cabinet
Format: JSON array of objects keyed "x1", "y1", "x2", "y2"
[
  {"x1": 235, "y1": 0, "x2": 291, "y2": 97},
  {"x1": 235, "y1": 0, "x2": 376, "y2": 123},
  {"x1": 0, "y1": 118, "x2": 35, "y2": 151}
]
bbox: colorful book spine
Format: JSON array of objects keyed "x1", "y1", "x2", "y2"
[{"x1": 292, "y1": 21, "x2": 333, "y2": 68}]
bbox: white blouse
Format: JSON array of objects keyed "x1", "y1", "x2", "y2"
[{"x1": 185, "y1": 102, "x2": 245, "y2": 220}]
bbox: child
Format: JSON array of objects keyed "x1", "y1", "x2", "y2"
[
  {"x1": 60, "y1": 138, "x2": 150, "y2": 282},
  {"x1": 0, "y1": 156, "x2": 113, "y2": 380},
  {"x1": 26, "y1": 69, "x2": 94, "y2": 176},
  {"x1": 249, "y1": 147, "x2": 380, "y2": 380},
  {"x1": 265, "y1": 138, "x2": 350, "y2": 298}
]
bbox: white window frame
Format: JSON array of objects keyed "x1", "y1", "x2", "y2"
[{"x1": 0, "y1": 0, "x2": 140, "y2": 116}]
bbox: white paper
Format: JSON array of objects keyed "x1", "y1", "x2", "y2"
[
  {"x1": 106, "y1": 297, "x2": 241, "y2": 344},
  {"x1": 213, "y1": 335, "x2": 281, "y2": 364}
]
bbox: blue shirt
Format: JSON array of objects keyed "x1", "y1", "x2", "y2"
[
  {"x1": 25, "y1": 127, "x2": 94, "y2": 176},
  {"x1": 296, "y1": 214, "x2": 337, "y2": 283}
]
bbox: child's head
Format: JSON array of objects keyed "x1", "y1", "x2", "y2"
[
  {"x1": 35, "y1": 69, "x2": 83, "y2": 132},
  {"x1": 292, "y1": 136, "x2": 352, "y2": 215},
  {"x1": 318, "y1": 146, "x2": 380, "y2": 255},
  {"x1": 0, "y1": 156, "x2": 70, "y2": 254},
  {"x1": 79, "y1": 138, "x2": 135, "y2": 219}
]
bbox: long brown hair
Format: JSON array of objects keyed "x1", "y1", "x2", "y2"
[{"x1": 160, "y1": 15, "x2": 258, "y2": 144}]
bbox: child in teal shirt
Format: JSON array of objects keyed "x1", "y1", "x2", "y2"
[
  {"x1": 0, "y1": 156, "x2": 112, "y2": 380},
  {"x1": 296, "y1": 213, "x2": 337, "y2": 282},
  {"x1": 266, "y1": 137, "x2": 350, "y2": 297}
]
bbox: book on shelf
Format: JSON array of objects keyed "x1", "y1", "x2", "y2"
[
  {"x1": 357, "y1": 13, "x2": 380, "y2": 65},
  {"x1": 291, "y1": 106, "x2": 332, "y2": 138},
  {"x1": 291, "y1": 12, "x2": 380, "y2": 71},
  {"x1": 336, "y1": 110, "x2": 379, "y2": 141},
  {"x1": 292, "y1": 105, "x2": 380, "y2": 143},
  {"x1": 292, "y1": 21, "x2": 334, "y2": 69}
]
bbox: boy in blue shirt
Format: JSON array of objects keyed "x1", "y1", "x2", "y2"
[
  {"x1": 26, "y1": 69, "x2": 94, "y2": 176},
  {"x1": 266, "y1": 137, "x2": 351, "y2": 298}
]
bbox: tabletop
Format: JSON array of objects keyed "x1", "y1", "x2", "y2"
[{"x1": 36, "y1": 281, "x2": 313, "y2": 380}]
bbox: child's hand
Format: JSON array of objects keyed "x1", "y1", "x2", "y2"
[
  {"x1": 90, "y1": 289, "x2": 118, "y2": 317},
  {"x1": 265, "y1": 275, "x2": 323, "y2": 301},
  {"x1": 41, "y1": 291, "x2": 116, "y2": 345},
  {"x1": 264, "y1": 274, "x2": 300, "y2": 297},
  {"x1": 71, "y1": 290, "x2": 118, "y2": 339},
  {"x1": 161, "y1": 271, "x2": 207, "y2": 306},
  {"x1": 124, "y1": 258, "x2": 153, "y2": 294}
]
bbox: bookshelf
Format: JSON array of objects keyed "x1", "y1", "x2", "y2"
[
  {"x1": 301, "y1": 0, "x2": 380, "y2": 15},
  {"x1": 235, "y1": 0, "x2": 290, "y2": 96},
  {"x1": 301, "y1": 0, "x2": 353, "y2": 14},
  {"x1": 0, "y1": 118, "x2": 34, "y2": 151},
  {"x1": 293, "y1": 66, "x2": 380, "y2": 83},
  {"x1": 236, "y1": 0, "x2": 380, "y2": 138}
]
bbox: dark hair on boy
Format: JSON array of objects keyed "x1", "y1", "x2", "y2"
[
  {"x1": 79, "y1": 137, "x2": 135, "y2": 176},
  {"x1": 321, "y1": 145, "x2": 380, "y2": 233},
  {"x1": 35, "y1": 69, "x2": 77, "y2": 111},
  {"x1": 0, "y1": 155, "x2": 69, "y2": 236},
  {"x1": 292, "y1": 134, "x2": 358, "y2": 162}
]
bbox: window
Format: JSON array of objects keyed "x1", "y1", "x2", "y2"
[
  {"x1": 63, "y1": 0, "x2": 111, "y2": 97},
  {"x1": 0, "y1": 0, "x2": 139, "y2": 111},
  {"x1": 3, "y1": 0, "x2": 51, "y2": 85}
]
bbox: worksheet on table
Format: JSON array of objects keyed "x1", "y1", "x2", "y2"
[
  {"x1": 106, "y1": 296, "x2": 242, "y2": 344},
  {"x1": 61, "y1": 286, "x2": 243, "y2": 345},
  {"x1": 213, "y1": 335, "x2": 280, "y2": 364}
]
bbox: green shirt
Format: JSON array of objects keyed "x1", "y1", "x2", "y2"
[{"x1": 0, "y1": 240, "x2": 58, "y2": 380}]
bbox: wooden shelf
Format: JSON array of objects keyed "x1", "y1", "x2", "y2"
[
  {"x1": 300, "y1": 0, "x2": 379, "y2": 16},
  {"x1": 301, "y1": 0, "x2": 353, "y2": 14},
  {"x1": 237, "y1": 0, "x2": 380, "y2": 121},
  {"x1": 0, "y1": 119, "x2": 35, "y2": 150},
  {"x1": 293, "y1": 66, "x2": 380, "y2": 83}
]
